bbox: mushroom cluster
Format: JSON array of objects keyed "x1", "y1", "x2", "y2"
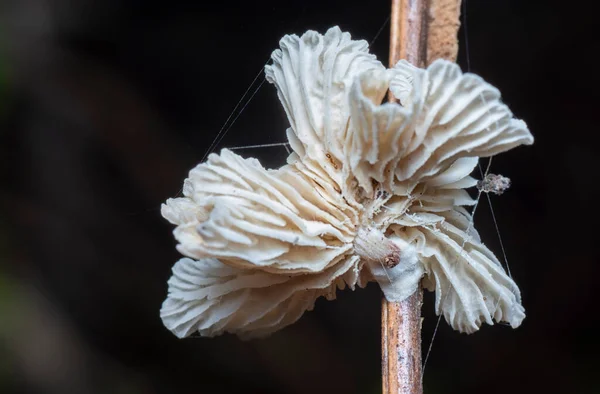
[{"x1": 160, "y1": 27, "x2": 533, "y2": 338}]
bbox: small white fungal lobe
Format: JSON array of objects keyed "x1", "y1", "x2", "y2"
[{"x1": 160, "y1": 26, "x2": 534, "y2": 338}]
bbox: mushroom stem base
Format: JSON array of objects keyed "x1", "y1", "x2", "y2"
[{"x1": 354, "y1": 227, "x2": 401, "y2": 268}]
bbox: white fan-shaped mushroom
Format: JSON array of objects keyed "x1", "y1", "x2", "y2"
[
  {"x1": 162, "y1": 149, "x2": 357, "y2": 274},
  {"x1": 388, "y1": 209, "x2": 525, "y2": 333},
  {"x1": 392, "y1": 59, "x2": 533, "y2": 182},
  {"x1": 265, "y1": 26, "x2": 384, "y2": 197},
  {"x1": 344, "y1": 58, "x2": 533, "y2": 197},
  {"x1": 161, "y1": 256, "x2": 361, "y2": 338},
  {"x1": 160, "y1": 26, "x2": 534, "y2": 339}
]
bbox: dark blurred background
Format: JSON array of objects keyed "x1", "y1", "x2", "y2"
[{"x1": 1, "y1": 0, "x2": 598, "y2": 393}]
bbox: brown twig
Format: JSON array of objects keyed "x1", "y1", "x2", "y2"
[
  {"x1": 383, "y1": 1, "x2": 462, "y2": 393},
  {"x1": 389, "y1": 0, "x2": 429, "y2": 68},
  {"x1": 381, "y1": 290, "x2": 423, "y2": 394}
]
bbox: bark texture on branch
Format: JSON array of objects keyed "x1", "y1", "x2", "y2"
[
  {"x1": 390, "y1": 0, "x2": 462, "y2": 68},
  {"x1": 427, "y1": 0, "x2": 462, "y2": 62},
  {"x1": 382, "y1": 290, "x2": 424, "y2": 394},
  {"x1": 383, "y1": 1, "x2": 462, "y2": 394},
  {"x1": 389, "y1": 0, "x2": 429, "y2": 68}
]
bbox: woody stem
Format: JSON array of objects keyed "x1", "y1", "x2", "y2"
[{"x1": 383, "y1": 0, "x2": 462, "y2": 393}]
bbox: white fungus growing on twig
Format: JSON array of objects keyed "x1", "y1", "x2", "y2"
[{"x1": 159, "y1": 27, "x2": 534, "y2": 338}]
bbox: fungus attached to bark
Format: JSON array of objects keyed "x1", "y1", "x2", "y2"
[{"x1": 160, "y1": 26, "x2": 533, "y2": 339}]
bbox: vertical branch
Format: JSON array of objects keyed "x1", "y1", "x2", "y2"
[
  {"x1": 383, "y1": 1, "x2": 461, "y2": 394},
  {"x1": 381, "y1": 290, "x2": 423, "y2": 394},
  {"x1": 383, "y1": 3, "x2": 428, "y2": 394},
  {"x1": 426, "y1": 0, "x2": 462, "y2": 62},
  {"x1": 389, "y1": 0, "x2": 429, "y2": 68}
]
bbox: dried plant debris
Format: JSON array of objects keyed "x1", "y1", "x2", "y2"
[
  {"x1": 477, "y1": 173, "x2": 511, "y2": 195},
  {"x1": 160, "y1": 27, "x2": 534, "y2": 338}
]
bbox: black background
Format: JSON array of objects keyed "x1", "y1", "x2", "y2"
[{"x1": 1, "y1": 0, "x2": 598, "y2": 393}]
